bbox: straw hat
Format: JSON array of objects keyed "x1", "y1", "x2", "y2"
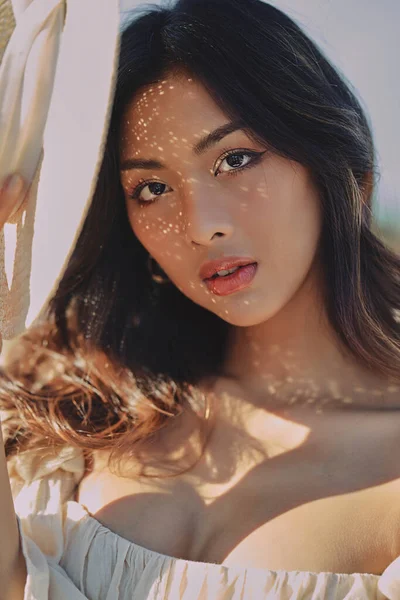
[{"x1": 0, "y1": 0, "x2": 121, "y2": 352}]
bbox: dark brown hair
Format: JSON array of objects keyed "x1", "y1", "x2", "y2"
[{"x1": 1, "y1": 0, "x2": 400, "y2": 477}]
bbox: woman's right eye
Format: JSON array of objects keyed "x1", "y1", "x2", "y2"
[{"x1": 129, "y1": 180, "x2": 172, "y2": 204}]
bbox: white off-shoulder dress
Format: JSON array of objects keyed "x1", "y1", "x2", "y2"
[{"x1": 4, "y1": 442, "x2": 400, "y2": 600}]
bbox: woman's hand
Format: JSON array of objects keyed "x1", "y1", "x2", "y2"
[{"x1": 0, "y1": 174, "x2": 27, "y2": 229}]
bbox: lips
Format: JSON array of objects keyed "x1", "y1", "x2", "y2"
[
  {"x1": 204, "y1": 262, "x2": 258, "y2": 296},
  {"x1": 199, "y1": 256, "x2": 257, "y2": 281}
]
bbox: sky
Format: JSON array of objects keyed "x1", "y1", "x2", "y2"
[{"x1": 119, "y1": 0, "x2": 400, "y2": 227}]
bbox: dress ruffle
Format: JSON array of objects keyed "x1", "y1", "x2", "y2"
[{"x1": 4, "y1": 435, "x2": 400, "y2": 599}]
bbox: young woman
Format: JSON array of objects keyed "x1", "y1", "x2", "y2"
[{"x1": 1, "y1": 0, "x2": 400, "y2": 597}]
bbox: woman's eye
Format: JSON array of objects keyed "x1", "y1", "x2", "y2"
[
  {"x1": 129, "y1": 181, "x2": 172, "y2": 204},
  {"x1": 215, "y1": 150, "x2": 265, "y2": 177}
]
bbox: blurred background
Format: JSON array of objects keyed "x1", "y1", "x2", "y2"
[{"x1": 120, "y1": 0, "x2": 400, "y2": 249}]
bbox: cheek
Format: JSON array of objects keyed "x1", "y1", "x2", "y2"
[
  {"x1": 127, "y1": 207, "x2": 205, "y2": 296},
  {"x1": 247, "y1": 176, "x2": 322, "y2": 285},
  {"x1": 251, "y1": 163, "x2": 321, "y2": 247},
  {"x1": 127, "y1": 202, "x2": 177, "y2": 246},
  {"x1": 271, "y1": 210, "x2": 321, "y2": 283},
  {"x1": 127, "y1": 203, "x2": 188, "y2": 271}
]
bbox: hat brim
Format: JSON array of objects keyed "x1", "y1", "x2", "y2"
[{"x1": 0, "y1": 0, "x2": 121, "y2": 340}]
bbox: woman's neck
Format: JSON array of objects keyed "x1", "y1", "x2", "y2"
[{"x1": 221, "y1": 272, "x2": 398, "y2": 412}]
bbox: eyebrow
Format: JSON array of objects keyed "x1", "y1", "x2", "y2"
[{"x1": 120, "y1": 120, "x2": 243, "y2": 172}]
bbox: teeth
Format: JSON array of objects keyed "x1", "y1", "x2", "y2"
[{"x1": 216, "y1": 266, "x2": 240, "y2": 277}]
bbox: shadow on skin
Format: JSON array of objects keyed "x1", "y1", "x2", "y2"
[{"x1": 83, "y1": 384, "x2": 400, "y2": 573}]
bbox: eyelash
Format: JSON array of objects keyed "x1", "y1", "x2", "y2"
[{"x1": 127, "y1": 148, "x2": 266, "y2": 205}]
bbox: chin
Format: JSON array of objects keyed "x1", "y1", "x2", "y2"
[
  {"x1": 186, "y1": 287, "x2": 283, "y2": 327},
  {"x1": 212, "y1": 301, "x2": 280, "y2": 328}
]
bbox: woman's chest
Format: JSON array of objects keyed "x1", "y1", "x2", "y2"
[{"x1": 76, "y1": 455, "x2": 398, "y2": 574}]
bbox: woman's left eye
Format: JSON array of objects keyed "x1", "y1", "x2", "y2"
[{"x1": 215, "y1": 150, "x2": 265, "y2": 176}]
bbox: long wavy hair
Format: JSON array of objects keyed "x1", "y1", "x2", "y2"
[{"x1": 1, "y1": 0, "x2": 400, "y2": 478}]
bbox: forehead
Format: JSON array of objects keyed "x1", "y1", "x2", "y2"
[{"x1": 119, "y1": 73, "x2": 229, "y2": 157}]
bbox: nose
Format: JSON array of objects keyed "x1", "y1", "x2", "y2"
[{"x1": 183, "y1": 179, "x2": 234, "y2": 246}]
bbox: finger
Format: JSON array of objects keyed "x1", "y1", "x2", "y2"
[{"x1": 0, "y1": 175, "x2": 26, "y2": 227}]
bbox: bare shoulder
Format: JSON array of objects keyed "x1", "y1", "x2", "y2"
[
  {"x1": 363, "y1": 407, "x2": 400, "y2": 565},
  {"x1": 383, "y1": 476, "x2": 400, "y2": 563}
]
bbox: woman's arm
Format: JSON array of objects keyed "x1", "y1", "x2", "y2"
[
  {"x1": 0, "y1": 174, "x2": 29, "y2": 598},
  {"x1": 0, "y1": 420, "x2": 27, "y2": 600}
]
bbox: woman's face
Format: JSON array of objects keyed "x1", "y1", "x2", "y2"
[{"x1": 119, "y1": 72, "x2": 322, "y2": 327}]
